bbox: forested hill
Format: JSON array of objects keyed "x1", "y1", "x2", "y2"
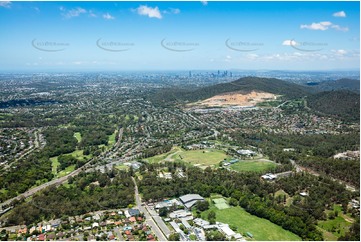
[
  {"x1": 307, "y1": 90, "x2": 360, "y2": 122},
  {"x1": 149, "y1": 76, "x2": 312, "y2": 104},
  {"x1": 314, "y1": 78, "x2": 360, "y2": 93}
]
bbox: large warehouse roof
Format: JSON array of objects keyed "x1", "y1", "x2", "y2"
[{"x1": 179, "y1": 194, "x2": 205, "y2": 209}]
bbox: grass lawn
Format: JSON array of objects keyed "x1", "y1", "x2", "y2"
[
  {"x1": 275, "y1": 189, "x2": 293, "y2": 206},
  {"x1": 171, "y1": 149, "x2": 229, "y2": 167},
  {"x1": 202, "y1": 205, "x2": 301, "y2": 241},
  {"x1": 50, "y1": 156, "x2": 60, "y2": 175},
  {"x1": 115, "y1": 164, "x2": 129, "y2": 171},
  {"x1": 50, "y1": 149, "x2": 91, "y2": 177},
  {"x1": 317, "y1": 205, "x2": 353, "y2": 240},
  {"x1": 57, "y1": 165, "x2": 76, "y2": 177},
  {"x1": 230, "y1": 160, "x2": 277, "y2": 172},
  {"x1": 69, "y1": 149, "x2": 91, "y2": 161},
  {"x1": 317, "y1": 226, "x2": 338, "y2": 241},
  {"x1": 73, "y1": 132, "x2": 82, "y2": 143},
  {"x1": 318, "y1": 216, "x2": 352, "y2": 239},
  {"x1": 212, "y1": 198, "x2": 230, "y2": 210},
  {"x1": 145, "y1": 146, "x2": 183, "y2": 163},
  {"x1": 108, "y1": 129, "x2": 118, "y2": 146},
  {"x1": 145, "y1": 147, "x2": 229, "y2": 168}
]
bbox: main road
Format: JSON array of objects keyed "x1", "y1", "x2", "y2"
[
  {"x1": 290, "y1": 159, "x2": 357, "y2": 192},
  {"x1": 0, "y1": 161, "x2": 92, "y2": 209},
  {"x1": 0, "y1": 128, "x2": 125, "y2": 210},
  {"x1": 132, "y1": 177, "x2": 168, "y2": 241}
]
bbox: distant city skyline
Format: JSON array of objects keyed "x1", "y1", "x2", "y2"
[{"x1": 0, "y1": 1, "x2": 359, "y2": 71}]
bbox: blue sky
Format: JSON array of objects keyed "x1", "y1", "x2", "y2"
[{"x1": 0, "y1": 1, "x2": 359, "y2": 71}]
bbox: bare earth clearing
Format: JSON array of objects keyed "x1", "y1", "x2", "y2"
[{"x1": 190, "y1": 91, "x2": 277, "y2": 107}]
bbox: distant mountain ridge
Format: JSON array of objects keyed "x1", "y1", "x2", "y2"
[
  {"x1": 312, "y1": 78, "x2": 360, "y2": 93},
  {"x1": 307, "y1": 90, "x2": 360, "y2": 122},
  {"x1": 150, "y1": 76, "x2": 312, "y2": 104}
]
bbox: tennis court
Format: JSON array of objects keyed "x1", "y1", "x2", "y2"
[{"x1": 213, "y1": 198, "x2": 230, "y2": 210}]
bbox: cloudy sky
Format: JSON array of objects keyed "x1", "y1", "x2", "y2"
[{"x1": 0, "y1": 1, "x2": 359, "y2": 71}]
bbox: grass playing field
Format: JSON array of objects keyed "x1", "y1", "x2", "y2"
[
  {"x1": 230, "y1": 160, "x2": 277, "y2": 172},
  {"x1": 212, "y1": 198, "x2": 230, "y2": 210},
  {"x1": 201, "y1": 205, "x2": 301, "y2": 241},
  {"x1": 145, "y1": 146, "x2": 232, "y2": 168},
  {"x1": 171, "y1": 149, "x2": 229, "y2": 168},
  {"x1": 145, "y1": 146, "x2": 183, "y2": 163}
]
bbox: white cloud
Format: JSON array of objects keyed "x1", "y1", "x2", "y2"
[
  {"x1": 103, "y1": 13, "x2": 115, "y2": 20},
  {"x1": 240, "y1": 49, "x2": 358, "y2": 63},
  {"x1": 333, "y1": 11, "x2": 346, "y2": 17},
  {"x1": 300, "y1": 21, "x2": 332, "y2": 31},
  {"x1": 163, "y1": 8, "x2": 180, "y2": 15},
  {"x1": 0, "y1": 1, "x2": 11, "y2": 8},
  {"x1": 282, "y1": 40, "x2": 298, "y2": 46},
  {"x1": 331, "y1": 25, "x2": 349, "y2": 32},
  {"x1": 301, "y1": 21, "x2": 348, "y2": 32},
  {"x1": 33, "y1": 7, "x2": 40, "y2": 13},
  {"x1": 223, "y1": 55, "x2": 232, "y2": 62},
  {"x1": 89, "y1": 10, "x2": 97, "y2": 18},
  {"x1": 332, "y1": 49, "x2": 347, "y2": 55},
  {"x1": 170, "y1": 8, "x2": 180, "y2": 14},
  {"x1": 201, "y1": 1, "x2": 208, "y2": 6},
  {"x1": 137, "y1": 5, "x2": 162, "y2": 19},
  {"x1": 246, "y1": 53, "x2": 259, "y2": 60},
  {"x1": 61, "y1": 7, "x2": 87, "y2": 19}
]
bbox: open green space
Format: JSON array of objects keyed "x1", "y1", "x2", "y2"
[
  {"x1": 201, "y1": 204, "x2": 301, "y2": 241},
  {"x1": 57, "y1": 165, "x2": 76, "y2": 177},
  {"x1": 317, "y1": 226, "x2": 338, "y2": 241},
  {"x1": 115, "y1": 164, "x2": 129, "y2": 171},
  {"x1": 318, "y1": 216, "x2": 351, "y2": 239},
  {"x1": 170, "y1": 148, "x2": 229, "y2": 167},
  {"x1": 145, "y1": 146, "x2": 183, "y2": 163},
  {"x1": 145, "y1": 147, "x2": 230, "y2": 168},
  {"x1": 50, "y1": 149, "x2": 91, "y2": 177},
  {"x1": 73, "y1": 132, "x2": 82, "y2": 143},
  {"x1": 230, "y1": 160, "x2": 277, "y2": 172},
  {"x1": 108, "y1": 129, "x2": 118, "y2": 146},
  {"x1": 212, "y1": 198, "x2": 230, "y2": 210},
  {"x1": 70, "y1": 149, "x2": 91, "y2": 161},
  {"x1": 50, "y1": 156, "x2": 60, "y2": 175},
  {"x1": 317, "y1": 205, "x2": 353, "y2": 240},
  {"x1": 275, "y1": 189, "x2": 293, "y2": 206}
]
